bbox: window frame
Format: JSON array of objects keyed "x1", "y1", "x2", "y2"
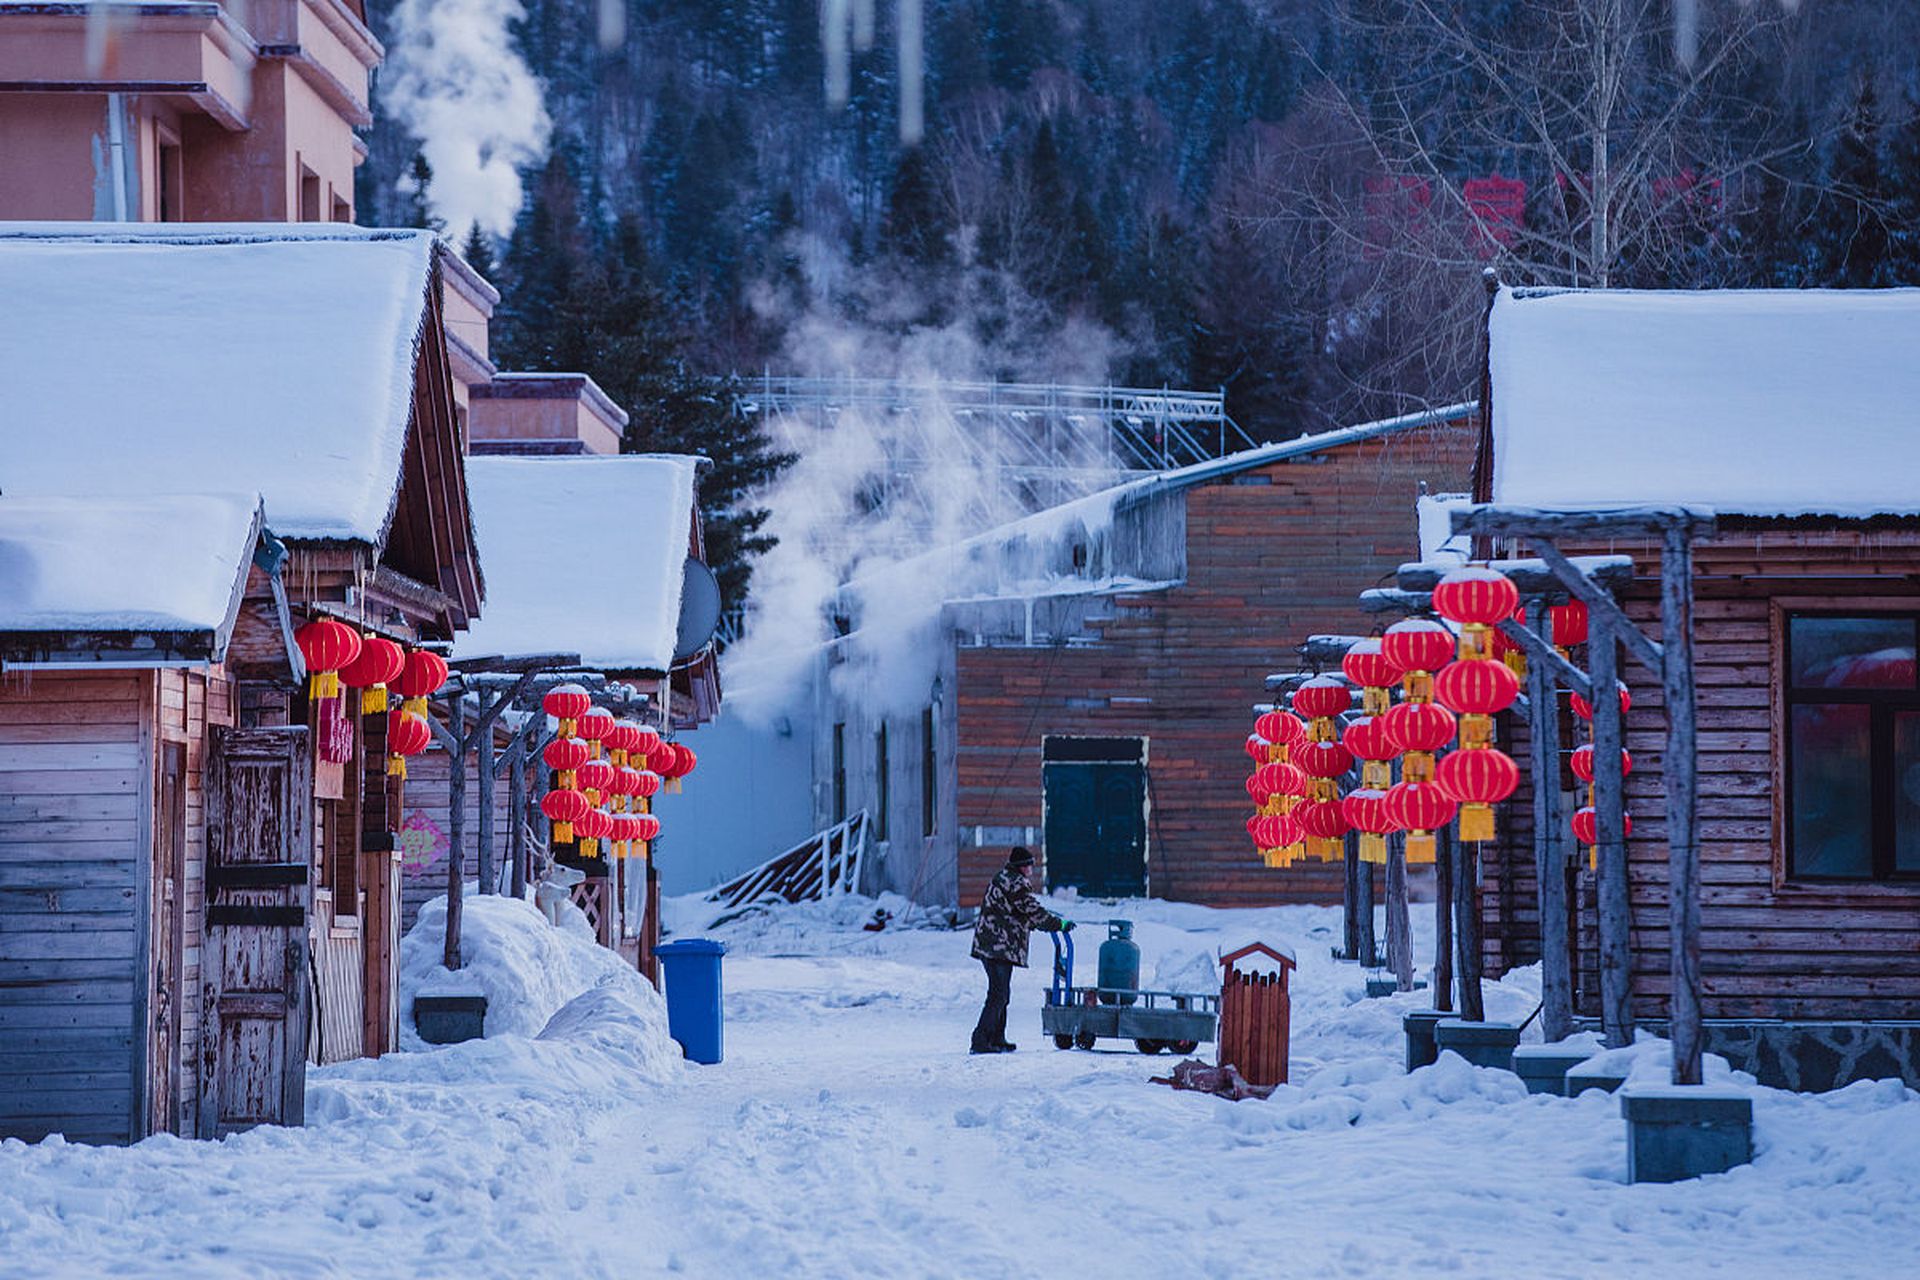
[{"x1": 1776, "y1": 602, "x2": 1920, "y2": 885}]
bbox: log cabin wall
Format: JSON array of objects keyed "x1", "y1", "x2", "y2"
[
  {"x1": 0, "y1": 670, "x2": 152, "y2": 1143},
  {"x1": 954, "y1": 421, "x2": 1477, "y2": 908},
  {"x1": 1481, "y1": 527, "x2": 1920, "y2": 1024},
  {"x1": 398, "y1": 741, "x2": 511, "y2": 927}
]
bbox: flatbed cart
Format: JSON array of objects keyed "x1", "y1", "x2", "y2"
[{"x1": 1041, "y1": 932, "x2": 1219, "y2": 1054}]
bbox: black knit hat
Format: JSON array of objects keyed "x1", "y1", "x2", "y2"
[{"x1": 1007, "y1": 846, "x2": 1035, "y2": 868}]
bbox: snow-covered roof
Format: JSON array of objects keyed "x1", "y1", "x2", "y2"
[
  {"x1": 1488, "y1": 286, "x2": 1920, "y2": 517},
  {"x1": 0, "y1": 223, "x2": 437, "y2": 542},
  {"x1": 0, "y1": 493, "x2": 258, "y2": 646},
  {"x1": 454, "y1": 456, "x2": 701, "y2": 672}
]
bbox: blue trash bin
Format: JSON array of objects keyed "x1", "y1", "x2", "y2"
[{"x1": 654, "y1": 938, "x2": 727, "y2": 1064}]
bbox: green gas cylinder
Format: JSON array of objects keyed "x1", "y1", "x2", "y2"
[{"x1": 1096, "y1": 919, "x2": 1140, "y2": 1006}]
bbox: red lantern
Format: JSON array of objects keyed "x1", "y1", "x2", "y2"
[
  {"x1": 541, "y1": 788, "x2": 589, "y2": 844},
  {"x1": 633, "y1": 770, "x2": 662, "y2": 799},
  {"x1": 1431, "y1": 567, "x2": 1520, "y2": 628},
  {"x1": 1382, "y1": 619, "x2": 1455, "y2": 683},
  {"x1": 1292, "y1": 677, "x2": 1352, "y2": 720},
  {"x1": 1244, "y1": 773, "x2": 1266, "y2": 804},
  {"x1": 1246, "y1": 814, "x2": 1263, "y2": 845},
  {"x1": 633, "y1": 813, "x2": 661, "y2": 845},
  {"x1": 1381, "y1": 700, "x2": 1457, "y2": 755},
  {"x1": 1254, "y1": 710, "x2": 1306, "y2": 750},
  {"x1": 385, "y1": 708, "x2": 431, "y2": 778},
  {"x1": 1244, "y1": 734, "x2": 1270, "y2": 762},
  {"x1": 1572, "y1": 806, "x2": 1634, "y2": 869},
  {"x1": 661, "y1": 744, "x2": 695, "y2": 779},
  {"x1": 1342, "y1": 715, "x2": 1397, "y2": 763},
  {"x1": 1570, "y1": 744, "x2": 1634, "y2": 783},
  {"x1": 1550, "y1": 600, "x2": 1589, "y2": 650},
  {"x1": 340, "y1": 635, "x2": 406, "y2": 715},
  {"x1": 542, "y1": 682, "x2": 591, "y2": 737},
  {"x1": 1341, "y1": 788, "x2": 1399, "y2": 864},
  {"x1": 1341, "y1": 639, "x2": 1403, "y2": 700},
  {"x1": 1436, "y1": 747, "x2": 1520, "y2": 841},
  {"x1": 579, "y1": 708, "x2": 615, "y2": 757},
  {"x1": 1571, "y1": 680, "x2": 1632, "y2": 722},
  {"x1": 396, "y1": 649, "x2": 449, "y2": 718},
  {"x1": 294, "y1": 618, "x2": 362, "y2": 701},
  {"x1": 1294, "y1": 797, "x2": 1350, "y2": 843},
  {"x1": 577, "y1": 758, "x2": 614, "y2": 802},
  {"x1": 604, "y1": 720, "x2": 640, "y2": 765},
  {"x1": 1253, "y1": 760, "x2": 1307, "y2": 801},
  {"x1": 1295, "y1": 740, "x2": 1354, "y2": 779},
  {"x1": 575, "y1": 805, "x2": 614, "y2": 858},
  {"x1": 1434, "y1": 659, "x2": 1521, "y2": 717},
  {"x1": 611, "y1": 765, "x2": 642, "y2": 798},
  {"x1": 1384, "y1": 781, "x2": 1457, "y2": 864},
  {"x1": 542, "y1": 736, "x2": 589, "y2": 789},
  {"x1": 634, "y1": 726, "x2": 663, "y2": 764}
]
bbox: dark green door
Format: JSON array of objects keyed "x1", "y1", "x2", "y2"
[{"x1": 1043, "y1": 760, "x2": 1146, "y2": 897}]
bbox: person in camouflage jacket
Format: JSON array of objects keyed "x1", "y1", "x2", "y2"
[{"x1": 969, "y1": 848, "x2": 1070, "y2": 1053}]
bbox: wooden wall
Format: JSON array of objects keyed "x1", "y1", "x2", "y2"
[
  {"x1": 1481, "y1": 527, "x2": 1920, "y2": 1022},
  {"x1": 955, "y1": 421, "x2": 1477, "y2": 907},
  {"x1": 399, "y1": 742, "x2": 511, "y2": 927},
  {"x1": 0, "y1": 671, "x2": 149, "y2": 1143}
]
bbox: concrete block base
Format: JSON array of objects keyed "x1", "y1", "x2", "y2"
[
  {"x1": 1621, "y1": 1088, "x2": 1754, "y2": 1183},
  {"x1": 1565, "y1": 1063, "x2": 1628, "y2": 1097},
  {"x1": 1512, "y1": 1045, "x2": 1596, "y2": 1096},
  {"x1": 1433, "y1": 1020, "x2": 1522, "y2": 1071},
  {"x1": 1403, "y1": 1010, "x2": 1450, "y2": 1072},
  {"x1": 414, "y1": 994, "x2": 488, "y2": 1045},
  {"x1": 1366, "y1": 977, "x2": 1428, "y2": 999}
]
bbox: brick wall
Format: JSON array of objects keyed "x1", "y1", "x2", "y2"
[{"x1": 955, "y1": 419, "x2": 1477, "y2": 906}]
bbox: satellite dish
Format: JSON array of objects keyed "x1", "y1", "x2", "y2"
[{"x1": 673, "y1": 557, "x2": 723, "y2": 662}]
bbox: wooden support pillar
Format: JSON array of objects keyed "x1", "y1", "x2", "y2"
[
  {"x1": 1662, "y1": 528, "x2": 1703, "y2": 1084},
  {"x1": 1432, "y1": 827, "x2": 1453, "y2": 1013},
  {"x1": 1525, "y1": 596, "x2": 1574, "y2": 1041},
  {"x1": 1453, "y1": 828, "x2": 1484, "y2": 1021},
  {"x1": 1355, "y1": 845, "x2": 1377, "y2": 967},
  {"x1": 508, "y1": 736, "x2": 528, "y2": 901},
  {"x1": 1342, "y1": 838, "x2": 1361, "y2": 960},
  {"x1": 1386, "y1": 837, "x2": 1413, "y2": 990},
  {"x1": 1591, "y1": 606, "x2": 1634, "y2": 1048},
  {"x1": 443, "y1": 695, "x2": 467, "y2": 971},
  {"x1": 477, "y1": 732, "x2": 497, "y2": 896}
]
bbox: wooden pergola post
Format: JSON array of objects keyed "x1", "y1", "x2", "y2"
[
  {"x1": 1522, "y1": 595, "x2": 1573, "y2": 1041},
  {"x1": 1589, "y1": 604, "x2": 1634, "y2": 1047}
]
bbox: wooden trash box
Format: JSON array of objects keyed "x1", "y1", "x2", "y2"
[{"x1": 1218, "y1": 942, "x2": 1297, "y2": 1087}]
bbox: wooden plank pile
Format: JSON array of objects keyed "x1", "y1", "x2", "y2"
[{"x1": 708, "y1": 812, "x2": 868, "y2": 911}]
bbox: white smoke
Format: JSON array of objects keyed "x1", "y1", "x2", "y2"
[
  {"x1": 381, "y1": 0, "x2": 552, "y2": 238},
  {"x1": 721, "y1": 236, "x2": 1130, "y2": 723}
]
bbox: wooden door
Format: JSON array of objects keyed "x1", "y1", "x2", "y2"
[
  {"x1": 149, "y1": 742, "x2": 187, "y2": 1137},
  {"x1": 201, "y1": 725, "x2": 312, "y2": 1136},
  {"x1": 1043, "y1": 738, "x2": 1148, "y2": 898}
]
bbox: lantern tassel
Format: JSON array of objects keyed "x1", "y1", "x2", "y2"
[
  {"x1": 1359, "y1": 833, "x2": 1387, "y2": 864},
  {"x1": 554, "y1": 821, "x2": 573, "y2": 843},
  {"x1": 1404, "y1": 831, "x2": 1436, "y2": 864},
  {"x1": 1459, "y1": 803, "x2": 1495, "y2": 843},
  {"x1": 361, "y1": 685, "x2": 388, "y2": 715},
  {"x1": 387, "y1": 754, "x2": 405, "y2": 778}
]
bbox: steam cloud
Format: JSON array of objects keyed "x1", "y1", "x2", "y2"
[
  {"x1": 721, "y1": 235, "x2": 1129, "y2": 723},
  {"x1": 381, "y1": 0, "x2": 553, "y2": 238}
]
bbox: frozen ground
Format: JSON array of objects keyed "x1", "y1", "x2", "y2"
[{"x1": 2, "y1": 891, "x2": 1917, "y2": 1279}]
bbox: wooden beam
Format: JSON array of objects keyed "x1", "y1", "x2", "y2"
[
  {"x1": 447, "y1": 652, "x2": 583, "y2": 674},
  {"x1": 1533, "y1": 540, "x2": 1665, "y2": 674},
  {"x1": 1455, "y1": 831, "x2": 1484, "y2": 1021},
  {"x1": 1432, "y1": 825, "x2": 1453, "y2": 1014},
  {"x1": 1495, "y1": 617, "x2": 1594, "y2": 703},
  {"x1": 1590, "y1": 608, "x2": 1634, "y2": 1048},
  {"x1": 1396, "y1": 555, "x2": 1637, "y2": 596},
  {"x1": 1448, "y1": 504, "x2": 1718, "y2": 540},
  {"x1": 1359, "y1": 588, "x2": 1430, "y2": 615},
  {"x1": 1524, "y1": 596, "x2": 1573, "y2": 1042},
  {"x1": 1385, "y1": 837, "x2": 1412, "y2": 990},
  {"x1": 1661, "y1": 527, "x2": 1704, "y2": 1086},
  {"x1": 443, "y1": 694, "x2": 467, "y2": 971}
]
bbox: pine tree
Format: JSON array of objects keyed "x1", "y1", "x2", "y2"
[
  {"x1": 397, "y1": 151, "x2": 444, "y2": 235},
  {"x1": 461, "y1": 224, "x2": 497, "y2": 283},
  {"x1": 1884, "y1": 91, "x2": 1920, "y2": 285},
  {"x1": 884, "y1": 145, "x2": 952, "y2": 267},
  {"x1": 1798, "y1": 79, "x2": 1894, "y2": 288}
]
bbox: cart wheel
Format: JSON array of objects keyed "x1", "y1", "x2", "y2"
[
  {"x1": 1053, "y1": 1034, "x2": 1074, "y2": 1050},
  {"x1": 1074, "y1": 1030, "x2": 1097, "y2": 1050},
  {"x1": 1170, "y1": 1039, "x2": 1200, "y2": 1055},
  {"x1": 1134, "y1": 1038, "x2": 1165, "y2": 1055}
]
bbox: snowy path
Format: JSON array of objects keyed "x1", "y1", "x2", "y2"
[{"x1": 4, "y1": 898, "x2": 1918, "y2": 1278}]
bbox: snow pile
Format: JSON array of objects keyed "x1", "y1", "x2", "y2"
[
  {"x1": 455, "y1": 455, "x2": 702, "y2": 672},
  {"x1": 400, "y1": 890, "x2": 669, "y2": 1052},
  {"x1": 0, "y1": 227, "x2": 435, "y2": 543},
  {"x1": 1490, "y1": 285, "x2": 1920, "y2": 516},
  {"x1": 0, "y1": 493, "x2": 257, "y2": 634}
]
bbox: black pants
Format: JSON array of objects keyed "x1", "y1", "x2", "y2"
[{"x1": 972, "y1": 958, "x2": 1014, "y2": 1050}]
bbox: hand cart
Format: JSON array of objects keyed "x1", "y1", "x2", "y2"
[{"x1": 1040, "y1": 931, "x2": 1218, "y2": 1055}]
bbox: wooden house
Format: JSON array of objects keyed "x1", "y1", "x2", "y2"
[
  {"x1": 404, "y1": 451, "x2": 719, "y2": 959},
  {"x1": 0, "y1": 224, "x2": 483, "y2": 1141},
  {"x1": 816, "y1": 407, "x2": 1478, "y2": 909},
  {"x1": 1472, "y1": 285, "x2": 1920, "y2": 1089}
]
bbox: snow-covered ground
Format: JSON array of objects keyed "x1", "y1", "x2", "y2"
[{"x1": 3, "y1": 891, "x2": 1917, "y2": 1279}]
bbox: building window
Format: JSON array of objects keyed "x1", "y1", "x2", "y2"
[
  {"x1": 921, "y1": 705, "x2": 937, "y2": 837},
  {"x1": 1784, "y1": 612, "x2": 1920, "y2": 880},
  {"x1": 831, "y1": 722, "x2": 847, "y2": 824},
  {"x1": 873, "y1": 721, "x2": 890, "y2": 840}
]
